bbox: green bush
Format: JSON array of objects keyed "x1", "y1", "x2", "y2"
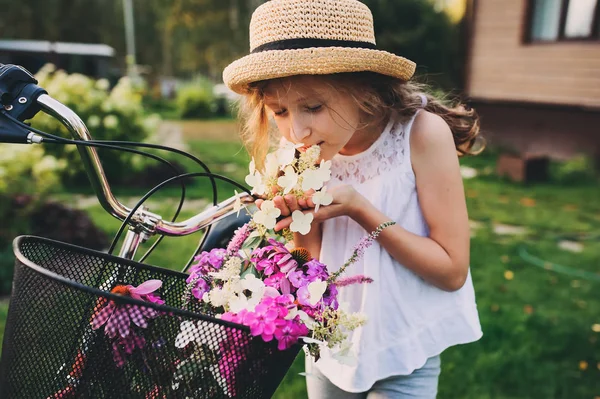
[
  {"x1": 551, "y1": 155, "x2": 597, "y2": 185},
  {"x1": 0, "y1": 143, "x2": 65, "y2": 295},
  {"x1": 175, "y1": 77, "x2": 216, "y2": 119},
  {"x1": 32, "y1": 64, "x2": 161, "y2": 186}
]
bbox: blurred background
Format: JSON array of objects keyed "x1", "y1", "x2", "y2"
[{"x1": 0, "y1": 0, "x2": 599, "y2": 397}]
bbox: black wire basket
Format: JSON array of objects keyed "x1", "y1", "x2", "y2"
[{"x1": 0, "y1": 236, "x2": 301, "y2": 399}]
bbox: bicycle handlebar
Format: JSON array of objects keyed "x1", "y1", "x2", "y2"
[
  {"x1": 0, "y1": 62, "x2": 256, "y2": 238},
  {"x1": 36, "y1": 94, "x2": 255, "y2": 237}
]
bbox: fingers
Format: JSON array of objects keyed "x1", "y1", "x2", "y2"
[
  {"x1": 284, "y1": 195, "x2": 301, "y2": 212},
  {"x1": 297, "y1": 189, "x2": 315, "y2": 209},
  {"x1": 275, "y1": 216, "x2": 293, "y2": 231},
  {"x1": 255, "y1": 199, "x2": 264, "y2": 209},
  {"x1": 273, "y1": 195, "x2": 291, "y2": 217}
]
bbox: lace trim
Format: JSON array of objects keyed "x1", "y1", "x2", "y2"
[{"x1": 331, "y1": 117, "x2": 408, "y2": 184}]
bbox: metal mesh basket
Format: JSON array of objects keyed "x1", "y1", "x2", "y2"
[{"x1": 0, "y1": 236, "x2": 300, "y2": 399}]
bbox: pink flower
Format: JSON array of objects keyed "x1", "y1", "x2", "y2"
[
  {"x1": 243, "y1": 303, "x2": 279, "y2": 341},
  {"x1": 334, "y1": 275, "x2": 374, "y2": 288},
  {"x1": 251, "y1": 239, "x2": 298, "y2": 276},
  {"x1": 91, "y1": 280, "x2": 163, "y2": 339},
  {"x1": 226, "y1": 223, "x2": 252, "y2": 256}
]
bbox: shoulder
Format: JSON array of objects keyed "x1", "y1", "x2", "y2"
[
  {"x1": 408, "y1": 110, "x2": 459, "y2": 174},
  {"x1": 409, "y1": 110, "x2": 454, "y2": 156}
]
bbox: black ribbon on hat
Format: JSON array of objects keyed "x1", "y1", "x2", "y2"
[{"x1": 251, "y1": 38, "x2": 377, "y2": 53}]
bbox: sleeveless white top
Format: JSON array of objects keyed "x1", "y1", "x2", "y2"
[{"x1": 314, "y1": 108, "x2": 483, "y2": 392}]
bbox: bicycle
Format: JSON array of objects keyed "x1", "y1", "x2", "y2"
[{"x1": 0, "y1": 64, "x2": 301, "y2": 398}]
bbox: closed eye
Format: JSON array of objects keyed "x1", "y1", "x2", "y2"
[{"x1": 306, "y1": 105, "x2": 322, "y2": 113}]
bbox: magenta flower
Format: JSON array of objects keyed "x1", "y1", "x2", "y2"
[
  {"x1": 243, "y1": 303, "x2": 279, "y2": 341},
  {"x1": 111, "y1": 332, "x2": 146, "y2": 368},
  {"x1": 274, "y1": 320, "x2": 309, "y2": 350}
]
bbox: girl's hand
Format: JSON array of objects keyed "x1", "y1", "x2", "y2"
[
  {"x1": 255, "y1": 189, "x2": 316, "y2": 219},
  {"x1": 260, "y1": 185, "x2": 363, "y2": 231}
]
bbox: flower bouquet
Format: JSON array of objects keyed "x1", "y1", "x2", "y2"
[{"x1": 179, "y1": 140, "x2": 378, "y2": 366}]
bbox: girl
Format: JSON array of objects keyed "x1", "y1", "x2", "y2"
[{"x1": 223, "y1": 0, "x2": 483, "y2": 397}]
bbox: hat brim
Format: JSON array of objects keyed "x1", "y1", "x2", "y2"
[{"x1": 223, "y1": 47, "x2": 416, "y2": 94}]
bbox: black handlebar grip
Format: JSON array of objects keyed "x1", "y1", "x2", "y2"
[{"x1": 0, "y1": 64, "x2": 38, "y2": 105}]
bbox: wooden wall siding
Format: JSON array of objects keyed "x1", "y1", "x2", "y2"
[{"x1": 467, "y1": 0, "x2": 600, "y2": 108}]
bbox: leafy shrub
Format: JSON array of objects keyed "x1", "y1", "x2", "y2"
[
  {"x1": 32, "y1": 64, "x2": 161, "y2": 186},
  {"x1": 551, "y1": 155, "x2": 597, "y2": 185},
  {"x1": 0, "y1": 144, "x2": 65, "y2": 295},
  {"x1": 175, "y1": 77, "x2": 216, "y2": 119}
]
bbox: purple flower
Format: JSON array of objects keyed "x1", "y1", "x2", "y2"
[
  {"x1": 190, "y1": 278, "x2": 210, "y2": 301},
  {"x1": 305, "y1": 259, "x2": 328, "y2": 282},
  {"x1": 296, "y1": 285, "x2": 311, "y2": 307},
  {"x1": 322, "y1": 284, "x2": 339, "y2": 309},
  {"x1": 288, "y1": 269, "x2": 309, "y2": 289},
  {"x1": 189, "y1": 248, "x2": 227, "y2": 275}
]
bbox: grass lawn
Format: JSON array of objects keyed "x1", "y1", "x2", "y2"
[{"x1": 1, "y1": 139, "x2": 599, "y2": 398}]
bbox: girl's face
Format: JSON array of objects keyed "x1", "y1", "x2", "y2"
[{"x1": 263, "y1": 76, "x2": 373, "y2": 161}]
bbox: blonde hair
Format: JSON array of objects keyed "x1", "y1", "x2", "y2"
[{"x1": 237, "y1": 72, "x2": 483, "y2": 169}]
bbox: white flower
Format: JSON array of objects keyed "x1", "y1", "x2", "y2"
[
  {"x1": 206, "y1": 281, "x2": 240, "y2": 308},
  {"x1": 233, "y1": 190, "x2": 242, "y2": 217},
  {"x1": 264, "y1": 152, "x2": 280, "y2": 177},
  {"x1": 301, "y1": 169, "x2": 325, "y2": 191},
  {"x1": 245, "y1": 158, "x2": 266, "y2": 195},
  {"x1": 174, "y1": 321, "x2": 199, "y2": 348},
  {"x1": 240, "y1": 274, "x2": 264, "y2": 293},
  {"x1": 299, "y1": 145, "x2": 321, "y2": 167},
  {"x1": 277, "y1": 139, "x2": 303, "y2": 167},
  {"x1": 277, "y1": 165, "x2": 299, "y2": 194},
  {"x1": 307, "y1": 280, "x2": 327, "y2": 306},
  {"x1": 316, "y1": 160, "x2": 332, "y2": 182},
  {"x1": 289, "y1": 210, "x2": 313, "y2": 235},
  {"x1": 208, "y1": 257, "x2": 242, "y2": 281},
  {"x1": 253, "y1": 200, "x2": 281, "y2": 229},
  {"x1": 312, "y1": 187, "x2": 333, "y2": 213}
]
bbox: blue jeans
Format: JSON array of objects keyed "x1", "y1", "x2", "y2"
[{"x1": 306, "y1": 356, "x2": 441, "y2": 398}]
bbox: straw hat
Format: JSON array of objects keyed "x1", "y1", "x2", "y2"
[{"x1": 223, "y1": 0, "x2": 417, "y2": 94}]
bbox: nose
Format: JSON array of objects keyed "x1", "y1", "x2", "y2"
[{"x1": 290, "y1": 114, "x2": 311, "y2": 143}]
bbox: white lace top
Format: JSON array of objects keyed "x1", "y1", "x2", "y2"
[{"x1": 314, "y1": 110, "x2": 483, "y2": 392}]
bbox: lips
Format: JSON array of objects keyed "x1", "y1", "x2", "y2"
[{"x1": 300, "y1": 141, "x2": 324, "y2": 151}]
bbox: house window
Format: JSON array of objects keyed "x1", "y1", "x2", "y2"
[{"x1": 529, "y1": 0, "x2": 600, "y2": 41}]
